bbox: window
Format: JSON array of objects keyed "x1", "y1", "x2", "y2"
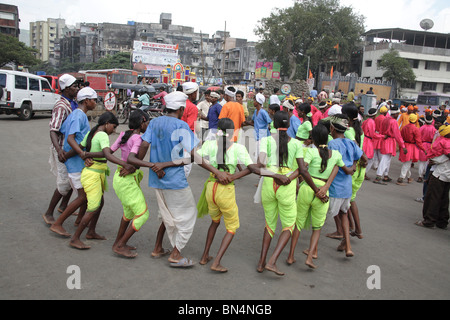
[
  {"x1": 41, "y1": 80, "x2": 52, "y2": 92},
  {"x1": 407, "y1": 59, "x2": 419, "y2": 69},
  {"x1": 447, "y1": 63, "x2": 450, "y2": 72},
  {"x1": 402, "y1": 82, "x2": 416, "y2": 90},
  {"x1": 365, "y1": 60, "x2": 372, "y2": 67},
  {"x1": 421, "y1": 82, "x2": 437, "y2": 91},
  {"x1": 15, "y1": 76, "x2": 27, "y2": 90},
  {"x1": 425, "y1": 61, "x2": 440, "y2": 71},
  {"x1": 0, "y1": 74, "x2": 6, "y2": 88},
  {"x1": 29, "y1": 78, "x2": 40, "y2": 91},
  {"x1": 443, "y1": 83, "x2": 450, "y2": 93}
]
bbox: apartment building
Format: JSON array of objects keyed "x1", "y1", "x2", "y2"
[
  {"x1": 361, "y1": 28, "x2": 450, "y2": 99},
  {"x1": 0, "y1": 3, "x2": 20, "y2": 38},
  {"x1": 29, "y1": 18, "x2": 66, "y2": 64}
]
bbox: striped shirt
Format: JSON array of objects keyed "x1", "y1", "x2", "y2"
[{"x1": 49, "y1": 97, "x2": 72, "y2": 148}]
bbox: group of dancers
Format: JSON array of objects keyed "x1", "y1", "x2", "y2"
[{"x1": 43, "y1": 74, "x2": 449, "y2": 276}]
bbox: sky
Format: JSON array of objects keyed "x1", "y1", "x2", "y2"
[{"x1": 5, "y1": 0, "x2": 450, "y2": 41}]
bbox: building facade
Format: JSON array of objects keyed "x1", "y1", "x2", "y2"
[
  {"x1": 361, "y1": 28, "x2": 450, "y2": 99},
  {"x1": 0, "y1": 4, "x2": 20, "y2": 38},
  {"x1": 29, "y1": 18, "x2": 66, "y2": 64}
]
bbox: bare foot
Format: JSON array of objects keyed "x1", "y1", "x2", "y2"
[
  {"x1": 302, "y1": 249, "x2": 318, "y2": 259},
  {"x1": 350, "y1": 231, "x2": 364, "y2": 239},
  {"x1": 305, "y1": 259, "x2": 317, "y2": 269},
  {"x1": 86, "y1": 232, "x2": 107, "y2": 241},
  {"x1": 42, "y1": 214, "x2": 55, "y2": 226},
  {"x1": 113, "y1": 246, "x2": 138, "y2": 258},
  {"x1": 69, "y1": 239, "x2": 91, "y2": 250},
  {"x1": 49, "y1": 225, "x2": 71, "y2": 237},
  {"x1": 346, "y1": 249, "x2": 354, "y2": 257},
  {"x1": 151, "y1": 248, "x2": 170, "y2": 258},
  {"x1": 337, "y1": 240, "x2": 345, "y2": 252},
  {"x1": 265, "y1": 264, "x2": 285, "y2": 276},
  {"x1": 199, "y1": 256, "x2": 213, "y2": 265},
  {"x1": 326, "y1": 232, "x2": 344, "y2": 239},
  {"x1": 211, "y1": 264, "x2": 228, "y2": 273},
  {"x1": 256, "y1": 262, "x2": 265, "y2": 273},
  {"x1": 286, "y1": 257, "x2": 296, "y2": 265}
]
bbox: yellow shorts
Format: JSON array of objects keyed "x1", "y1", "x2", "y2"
[{"x1": 206, "y1": 181, "x2": 239, "y2": 234}]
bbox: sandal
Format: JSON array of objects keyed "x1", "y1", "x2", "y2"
[
  {"x1": 170, "y1": 257, "x2": 194, "y2": 268},
  {"x1": 414, "y1": 220, "x2": 435, "y2": 229}
]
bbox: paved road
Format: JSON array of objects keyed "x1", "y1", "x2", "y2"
[{"x1": 0, "y1": 114, "x2": 449, "y2": 301}]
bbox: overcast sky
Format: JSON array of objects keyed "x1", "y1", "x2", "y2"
[{"x1": 5, "y1": 0, "x2": 450, "y2": 40}]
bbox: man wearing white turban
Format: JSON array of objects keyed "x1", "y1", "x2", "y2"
[{"x1": 181, "y1": 82, "x2": 199, "y2": 132}]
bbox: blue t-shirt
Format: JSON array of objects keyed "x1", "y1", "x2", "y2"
[
  {"x1": 252, "y1": 108, "x2": 272, "y2": 141},
  {"x1": 328, "y1": 138, "x2": 363, "y2": 199},
  {"x1": 287, "y1": 115, "x2": 301, "y2": 139},
  {"x1": 207, "y1": 103, "x2": 222, "y2": 130},
  {"x1": 141, "y1": 116, "x2": 199, "y2": 190},
  {"x1": 310, "y1": 90, "x2": 318, "y2": 98},
  {"x1": 60, "y1": 108, "x2": 90, "y2": 173},
  {"x1": 62, "y1": 95, "x2": 78, "y2": 111}
]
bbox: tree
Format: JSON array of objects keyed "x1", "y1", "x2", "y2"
[
  {"x1": 0, "y1": 34, "x2": 39, "y2": 67},
  {"x1": 378, "y1": 49, "x2": 416, "y2": 97},
  {"x1": 254, "y1": 0, "x2": 365, "y2": 80}
]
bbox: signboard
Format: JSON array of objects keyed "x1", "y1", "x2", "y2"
[
  {"x1": 104, "y1": 92, "x2": 116, "y2": 111},
  {"x1": 281, "y1": 84, "x2": 292, "y2": 95},
  {"x1": 133, "y1": 41, "x2": 179, "y2": 66},
  {"x1": 255, "y1": 62, "x2": 281, "y2": 79}
]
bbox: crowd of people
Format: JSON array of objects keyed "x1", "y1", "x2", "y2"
[{"x1": 42, "y1": 74, "x2": 449, "y2": 276}]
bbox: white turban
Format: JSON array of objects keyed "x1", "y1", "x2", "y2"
[
  {"x1": 225, "y1": 87, "x2": 236, "y2": 98},
  {"x1": 295, "y1": 99, "x2": 303, "y2": 105},
  {"x1": 77, "y1": 87, "x2": 97, "y2": 102},
  {"x1": 255, "y1": 93, "x2": 265, "y2": 105},
  {"x1": 328, "y1": 105, "x2": 342, "y2": 116},
  {"x1": 165, "y1": 91, "x2": 188, "y2": 110},
  {"x1": 282, "y1": 100, "x2": 294, "y2": 110},
  {"x1": 210, "y1": 91, "x2": 220, "y2": 99},
  {"x1": 182, "y1": 82, "x2": 199, "y2": 95}
]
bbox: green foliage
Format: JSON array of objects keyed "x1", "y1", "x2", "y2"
[
  {"x1": 0, "y1": 34, "x2": 39, "y2": 67},
  {"x1": 254, "y1": 0, "x2": 365, "y2": 80},
  {"x1": 378, "y1": 49, "x2": 416, "y2": 93}
]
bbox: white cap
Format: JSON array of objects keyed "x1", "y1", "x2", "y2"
[
  {"x1": 295, "y1": 99, "x2": 303, "y2": 104},
  {"x1": 77, "y1": 87, "x2": 98, "y2": 102},
  {"x1": 255, "y1": 93, "x2": 265, "y2": 105},
  {"x1": 182, "y1": 82, "x2": 199, "y2": 95},
  {"x1": 328, "y1": 105, "x2": 342, "y2": 116},
  {"x1": 59, "y1": 74, "x2": 77, "y2": 90},
  {"x1": 165, "y1": 91, "x2": 188, "y2": 110}
]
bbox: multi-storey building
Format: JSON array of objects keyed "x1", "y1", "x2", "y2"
[
  {"x1": 29, "y1": 18, "x2": 66, "y2": 65},
  {"x1": 0, "y1": 4, "x2": 20, "y2": 38},
  {"x1": 361, "y1": 28, "x2": 450, "y2": 99}
]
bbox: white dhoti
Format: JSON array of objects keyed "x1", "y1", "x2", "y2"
[
  {"x1": 377, "y1": 154, "x2": 392, "y2": 177},
  {"x1": 155, "y1": 187, "x2": 197, "y2": 252},
  {"x1": 400, "y1": 161, "x2": 412, "y2": 180},
  {"x1": 49, "y1": 145, "x2": 72, "y2": 196}
]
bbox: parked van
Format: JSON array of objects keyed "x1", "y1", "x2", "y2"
[{"x1": 0, "y1": 70, "x2": 60, "y2": 120}]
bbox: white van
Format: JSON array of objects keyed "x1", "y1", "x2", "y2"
[{"x1": 0, "y1": 70, "x2": 61, "y2": 120}]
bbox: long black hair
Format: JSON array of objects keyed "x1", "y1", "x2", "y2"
[
  {"x1": 311, "y1": 123, "x2": 330, "y2": 173},
  {"x1": 85, "y1": 112, "x2": 119, "y2": 152},
  {"x1": 216, "y1": 118, "x2": 235, "y2": 172},
  {"x1": 273, "y1": 111, "x2": 290, "y2": 168},
  {"x1": 120, "y1": 109, "x2": 149, "y2": 145},
  {"x1": 342, "y1": 102, "x2": 363, "y2": 147}
]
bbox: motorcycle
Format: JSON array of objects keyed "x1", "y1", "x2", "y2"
[{"x1": 117, "y1": 98, "x2": 166, "y2": 124}]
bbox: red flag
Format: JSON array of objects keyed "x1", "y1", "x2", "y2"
[
  {"x1": 309, "y1": 70, "x2": 313, "y2": 79},
  {"x1": 330, "y1": 66, "x2": 334, "y2": 79}
]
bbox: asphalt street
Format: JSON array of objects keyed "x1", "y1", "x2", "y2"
[{"x1": 0, "y1": 114, "x2": 449, "y2": 301}]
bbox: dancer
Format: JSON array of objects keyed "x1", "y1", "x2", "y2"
[
  {"x1": 287, "y1": 123, "x2": 344, "y2": 269},
  {"x1": 362, "y1": 108, "x2": 384, "y2": 180},
  {"x1": 198, "y1": 118, "x2": 254, "y2": 273},
  {"x1": 252, "y1": 111, "x2": 319, "y2": 276},
  {"x1": 70, "y1": 112, "x2": 130, "y2": 250}
]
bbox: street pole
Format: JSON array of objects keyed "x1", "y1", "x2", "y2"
[{"x1": 306, "y1": 56, "x2": 310, "y2": 81}]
